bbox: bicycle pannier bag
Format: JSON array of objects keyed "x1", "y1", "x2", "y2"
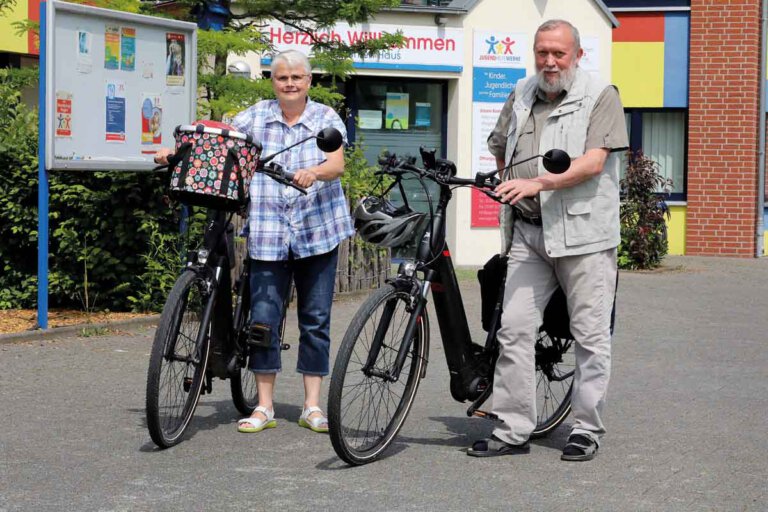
[{"x1": 168, "y1": 122, "x2": 262, "y2": 211}]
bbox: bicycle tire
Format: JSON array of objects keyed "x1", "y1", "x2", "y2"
[
  {"x1": 328, "y1": 284, "x2": 428, "y2": 466},
  {"x1": 531, "y1": 329, "x2": 574, "y2": 438},
  {"x1": 146, "y1": 270, "x2": 211, "y2": 448}
]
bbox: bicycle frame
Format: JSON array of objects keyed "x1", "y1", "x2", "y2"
[{"x1": 371, "y1": 151, "x2": 502, "y2": 411}]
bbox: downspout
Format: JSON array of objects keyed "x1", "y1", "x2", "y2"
[{"x1": 757, "y1": 0, "x2": 767, "y2": 257}]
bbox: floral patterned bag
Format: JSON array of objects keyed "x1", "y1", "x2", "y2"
[{"x1": 168, "y1": 122, "x2": 262, "y2": 211}]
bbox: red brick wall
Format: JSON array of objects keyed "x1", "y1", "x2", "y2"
[{"x1": 687, "y1": 0, "x2": 761, "y2": 256}]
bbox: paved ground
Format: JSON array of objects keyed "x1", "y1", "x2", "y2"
[{"x1": 1, "y1": 255, "x2": 767, "y2": 511}]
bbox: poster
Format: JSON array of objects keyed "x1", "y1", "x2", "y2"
[
  {"x1": 141, "y1": 94, "x2": 162, "y2": 146},
  {"x1": 471, "y1": 30, "x2": 527, "y2": 227},
  {"x1": 385, "y1": 92, "x2": 408, "y2": 130},
  {"x1": 414, "y1": 102, "x2": 431, "y2": 127},
  {"x1": 76, "y1": 30, "x2": 92, "y2": 74},
  {"x1": 104, "y1": 25, "x2": 120, "y2": 70},
  {"x1": 165, "y1": 33, "x2": 186, "y2": 86},
  {"x1": 105, "y1": 81, "x2": 126, "y2": 142},
  {"x1": 120, "y1": 27, "x2": 136, "y2": 71},
  {"x1": 55, "y1": 91, "x2": 72, "y2": 138},
  {"x1": 358, "y1": 110, "x2": 382, "y2": 130}
]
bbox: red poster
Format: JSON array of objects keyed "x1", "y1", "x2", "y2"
[
  {"x1": 55, "y1": 92, "x2": 72, "y2": 138},
  {"x1": 471, "y1": 188, "x2": 501, "y2": 227}
]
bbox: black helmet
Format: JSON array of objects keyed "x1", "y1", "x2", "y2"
[{"x1": 353, "y1": 196, "x2": 427, "y2": 248}]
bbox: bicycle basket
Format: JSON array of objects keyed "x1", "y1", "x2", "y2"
[{"x1": 168, "y1": 121, "x2": 262, "y2": 211}]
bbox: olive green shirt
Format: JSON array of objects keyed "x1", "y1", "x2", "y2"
[{"x1": 487, "y1": 84, "x2": 628, "y2": 214}]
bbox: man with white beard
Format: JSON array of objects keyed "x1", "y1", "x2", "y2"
[{"x1": 467, "y1": 19, "x2": 628, "y2": 461}]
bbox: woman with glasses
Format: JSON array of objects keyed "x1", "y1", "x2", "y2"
[{"x1": 227, "y1": 49, "x2": 354, "y2": 435}]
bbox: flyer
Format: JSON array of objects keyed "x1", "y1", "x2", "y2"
[
  {"x1": 76, "y1": 30, "x2": 92, "y2": 74},
  {"x1": 55, "y1": 91, "x2": 72, "y2": 138},
  {"x1": 105, "y1": 81, "x2": 126, "y2": 142},
  {"x1": 121, "y1": 27, "x2": 136, "y2": 71},
  {"x1": 141, "y1": 94, "x2": 162, "y2": 145},
  {"x1": 385, "y1": 92, "x2": 409, "y2": 130},
  {"x1": 104, "y1": 25, "x2": 120, "y2": 70},
  {"x1": 165, "y1": 33, "x2": 186, "y2": 86}
]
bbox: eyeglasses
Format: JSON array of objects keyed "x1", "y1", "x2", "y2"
[{"x1": 273, "y1": 74, "x2": 309, "y2": 84}]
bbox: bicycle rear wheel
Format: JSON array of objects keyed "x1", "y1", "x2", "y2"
[
  {"x1": 531, "y1": 329, "x2": 575, "y2": 437},
  {"x1": 146, "y1": 270, "x2": 211, "y2": 448},
  {"x1": 328, "y1": 284, "x2": 428, "y2": 465}
]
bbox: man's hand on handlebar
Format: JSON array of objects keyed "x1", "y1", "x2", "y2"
[{"x1": 495, "y1": 178, "x2": 543, "y2": 205}]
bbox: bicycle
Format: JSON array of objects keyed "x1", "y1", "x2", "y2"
[
  {"x1": 145, "y1": 124, "x2": 343, "y2": 448},
  {"x1": 327, "y1": 146, "x2": 582, "y2": 465}
]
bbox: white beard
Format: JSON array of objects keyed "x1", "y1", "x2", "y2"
[{"x1": 537, "y1": 65, "x2": 577, "y2": 95}]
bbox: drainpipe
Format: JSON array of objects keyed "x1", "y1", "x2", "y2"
[{"x1": 757, "y1": 0, "x2": 767, "y2": 257}]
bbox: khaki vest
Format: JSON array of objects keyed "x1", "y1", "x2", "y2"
[{"x1": 499, "y1": 68, "x2": 621, "y2": 257}]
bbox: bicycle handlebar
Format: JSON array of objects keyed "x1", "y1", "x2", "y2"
[
  {"x1": 377, "y1": 147, "x2": 571, "y2": 203},
  {"x1": 153, "y1": 153, "x2": 307, "y2": 195}
]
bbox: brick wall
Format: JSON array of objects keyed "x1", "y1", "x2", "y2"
[{"x1": 687, "y1": 0, "x2": 761, "y2": 256}]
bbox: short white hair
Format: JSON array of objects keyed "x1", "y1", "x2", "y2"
[{"x1": 270, "y1": 50, "x2": 311, "y2": 75}]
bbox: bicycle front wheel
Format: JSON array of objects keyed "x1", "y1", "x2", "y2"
[
  {"x1": 531, "y1": 329, "x2": 575, "y2": 437},
  {"x1": 146, "y1": 270, "x2": 211, "y2": 448},
  {"x1": 328, "y1": 284, "x2": 428, "y2": 466}
]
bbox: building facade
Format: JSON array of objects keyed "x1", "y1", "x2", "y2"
[{"x1": 4, "y1": 0, "x2": 767, "y2": 263}]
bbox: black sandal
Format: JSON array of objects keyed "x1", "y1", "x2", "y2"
[
  {"x1": 467, "y1": 435, "x2": 530, "y2": 457},
  {"x1": 561, "y1": 434, "x2": 598, "y2": 461}
]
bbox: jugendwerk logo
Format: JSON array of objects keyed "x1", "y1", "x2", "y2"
[{"x1": 477, "y1": 35, "x2": 522, "y2": 64}]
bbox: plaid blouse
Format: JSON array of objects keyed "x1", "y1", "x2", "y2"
[{"x1": 231, "y1": 99, "x2": 354, "y2": 261}]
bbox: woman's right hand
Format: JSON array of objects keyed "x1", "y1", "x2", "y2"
[{"x1": 154, "y1": 147, "x2": 174, "y2": 166}]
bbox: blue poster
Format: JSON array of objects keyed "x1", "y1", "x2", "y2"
[
  {"x1": 105, "y1": 81, "x2": 126, "y2": 142},
  {"x1": 472, "y1": 67, "x2": 526, "y2": 103}
]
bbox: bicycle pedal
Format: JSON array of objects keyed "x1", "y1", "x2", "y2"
[
  {"x1": 472, "y1": 409, "x2": 500, "y2": 422},
  {"x1": 246, "y1": 323, "x2": 272, "y2": 349}
]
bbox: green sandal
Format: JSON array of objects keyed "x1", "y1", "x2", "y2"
[
  {"x1": 237, "y1": 406, "x2": 277, "y2": 433},
  {"x1": 298, "y1": 406, "x2": 329, "y2": 433}
]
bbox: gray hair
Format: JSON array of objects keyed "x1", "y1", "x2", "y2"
[
  {"x1": 270, "y1": 49, "x2": 312, "y2": 75},
  {"x1": 535, "y1": 19, "x2": 581, "y2": 51}
]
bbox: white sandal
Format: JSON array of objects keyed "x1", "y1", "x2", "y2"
[
  {"x1": 237, "y1": 406, "x2": 277, "y2": 433},
  {"x1": 298, "y1": 406, "x2": 329, "y2": 433}
]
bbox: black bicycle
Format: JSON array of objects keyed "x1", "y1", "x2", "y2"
[
  {"x1": 145, "y1": 127, "x2": 343, "y2": 448},
  {"x1": 327, "y1": 146, "x2": 578, "y2": 465}
]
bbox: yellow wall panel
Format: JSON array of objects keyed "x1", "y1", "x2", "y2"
[
  {"x1": 612, "y1": 42, "x2": 665, "y2": 108},
  {"x1": 0, "y1": 0, "x2": 29, "y2": 54},
  {"x1": 666, "y1": 205, "x2": 686, "y2": 255}
]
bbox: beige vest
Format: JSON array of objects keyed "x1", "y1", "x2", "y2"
[{"x1": 500, "y1": 68, "x2": 621, "y2": 257}]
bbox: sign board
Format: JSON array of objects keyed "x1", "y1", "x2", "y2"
[
  {"x1": 44, "y1": 0, "x2": 197, "y2": 171},
  {"x1": 266, "y1": 22, "x2": 464, "y2": 73}
]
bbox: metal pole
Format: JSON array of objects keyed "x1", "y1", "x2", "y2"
[
  {"x1": 757, "y1": 0, "x2": 767, "y2": 257},
  {"x1": 37, "y1": 1, "x2": 49, "y2": 329}
]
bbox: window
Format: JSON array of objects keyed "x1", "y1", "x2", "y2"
[{"x1": 623, "y1": 109, "x2": 687, "y2": 199}]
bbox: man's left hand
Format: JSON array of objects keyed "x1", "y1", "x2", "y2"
[{"x1": 495, "y1": 178, "x2": 543, "y2": 205}]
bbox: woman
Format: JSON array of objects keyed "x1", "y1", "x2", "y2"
[
  {"x1": 157, "y1": 50, "x2": 353, "y2": 434},
  {"x1": 231, "y1": 49, "x2": 353, "y2": 434}
]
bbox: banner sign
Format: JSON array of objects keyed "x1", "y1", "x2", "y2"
[
  {"x1": 266, "y1": 22, "x2": 464, "y2": 72},
  {"x1": 471, "y1": 30, "x2": 527, "y2": 228}
]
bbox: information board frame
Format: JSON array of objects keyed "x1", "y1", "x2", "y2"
[{"x1": 44, "y1": 0, "x2": 197, "y2": 171}]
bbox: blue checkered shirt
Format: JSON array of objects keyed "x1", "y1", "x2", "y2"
[{"x1": 231, "y1": 99, "x2": 354, "y2": 261}]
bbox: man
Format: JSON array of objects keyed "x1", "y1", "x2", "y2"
[{"x1": 467, "y1": 19, "x2": 628, "y2": 461}]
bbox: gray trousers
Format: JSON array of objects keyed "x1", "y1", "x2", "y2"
[{"x1": 491, "y1": 221, "x2": 616, "y2": 445}]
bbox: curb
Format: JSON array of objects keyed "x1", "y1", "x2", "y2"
[{"x1": 0, "y1": 315, "x2": 160, "y2": 345}]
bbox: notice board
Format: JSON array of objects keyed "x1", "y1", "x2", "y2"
[{"x1": 44, "y1": 1, "x2": 197, "y2": 171}]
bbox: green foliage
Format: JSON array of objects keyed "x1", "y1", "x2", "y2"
[{"x1": 618, "y1": 151, "x2": 672, "y2": 270}]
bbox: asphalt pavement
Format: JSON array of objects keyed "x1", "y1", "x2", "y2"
[{"x1": 1, "y1": 255, "x2": 767, "y2": 511}]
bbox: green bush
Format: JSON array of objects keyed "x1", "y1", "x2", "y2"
[
  {"x1": 618, "y1": 150, "x2": 672, "y2": 270},
  {"x1": 0, "y1": 67, "x2": 182, "y2": 311}
]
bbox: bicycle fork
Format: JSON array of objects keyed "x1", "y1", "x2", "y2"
[{"x1": 362, "y1": 277, "x2": 431, "y2": 383}]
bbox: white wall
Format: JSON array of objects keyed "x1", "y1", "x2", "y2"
[{"x1": 231, "y1": 1, "x2": 615, "y2": 266}]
